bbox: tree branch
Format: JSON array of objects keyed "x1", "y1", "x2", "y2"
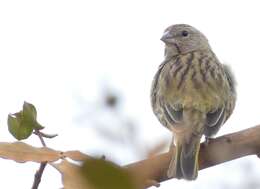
[
  {"x1": 31, "y1": 162, "x2": 47, "y2": 189},
  {"x1": 31, "y1": 130, "x2": 47, "y2": 189},
  {"x1": 126, "y1": 125, "x2": 260, "y2": 188}
]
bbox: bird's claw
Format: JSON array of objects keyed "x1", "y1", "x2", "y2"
[{"x1": 205, "y1": 137, "x2": 213, "y2": 146}]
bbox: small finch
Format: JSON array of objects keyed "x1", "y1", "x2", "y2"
[{"x1": 151, "y1": 24, "x2": 236, "y2": 180}]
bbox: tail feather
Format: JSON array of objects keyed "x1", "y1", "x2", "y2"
[
  {"x1": 180, "y1": 138, "x2": 201, "y2": 180},
  {"x1": 167, "y1": 109, "x2": 205, "y2": 180},
  {"x1": 167, "y1": 138, "x2": 201, "y2": 180},
  {"x1": 167, "y1": 142, "x2": 182, "y2": 179}
]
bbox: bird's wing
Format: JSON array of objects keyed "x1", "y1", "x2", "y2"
[
  {"x1": 151, "y1": 61, "x2": 171, "y2": 128},
  {"x1": 204, "y1": 64, "x2": 236, "y2": 137},
  {"x1": 222, "y1": 64, "x2": 237, "y2": 122}
]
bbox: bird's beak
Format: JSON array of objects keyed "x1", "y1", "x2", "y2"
[{"x1": 160, "y1": 31, "x2": 175, "y2": 44}]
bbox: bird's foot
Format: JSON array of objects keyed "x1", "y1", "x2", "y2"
[{"x1": 205, "y1": 137, "x2": 213, "y2": 146}]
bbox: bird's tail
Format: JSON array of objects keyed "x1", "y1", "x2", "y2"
[
  {"x1": 169, "y1": 137, "x2": 201, "y2": 180},
  {"x1": 167, "y1": 109, "x2": 205, "y2": 180}
]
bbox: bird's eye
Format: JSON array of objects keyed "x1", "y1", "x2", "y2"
[{"x1": 181, "y1": 30, "x2": 189, "y2": 37}]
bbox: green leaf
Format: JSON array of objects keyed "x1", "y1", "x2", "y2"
[
  {"x1": 23, "y1": 101, "x2": 37, "y2": 121},
  {"x1": 23, "y1": 101, "x2": 44, "y2": 130},
  {"x1": 7, "y1": 102, "x2": 45, "y2": 140},
  {"x1": 80, "y1": 159, "x2": 137, "y2": 189},
  {"x1": 8, "y1": 113, "x2": 33, "y2": 140},
  {"x1": 34, "y1": 122, "x2": 44, "y2": 130}
]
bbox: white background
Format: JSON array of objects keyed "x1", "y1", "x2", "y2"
[{"x1": 1, "y1": 0, "x2": 260, "y2": 188}]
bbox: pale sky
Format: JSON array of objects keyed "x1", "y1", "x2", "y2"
[{"x1": 1, "y1": 0, "x2": 260, "y2": 188}]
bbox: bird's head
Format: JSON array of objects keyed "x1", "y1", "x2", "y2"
[{"x1": 161, "y1": 24, "x2": 211, "y2": 57}]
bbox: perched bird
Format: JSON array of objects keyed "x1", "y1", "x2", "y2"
[{"x1": 151, "y1": 24, "x2": 236, "y2": 180}]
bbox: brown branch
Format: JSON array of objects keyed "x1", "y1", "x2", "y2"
[
  {"x1": 31, "y1": 130, "x2": 47, "y2": 189},
  {"x1": 33, "y1": 131, "x2": 58, "y2": 139},
  {"x1": 126, "y1": 125, "x2": 260, "y2": 188},
  {"x1": 34, "y1": 129, "x2": 47, "y2": 147},
  {"x1": 31, "y1": 162, "x2": 47, "y2": 189}
]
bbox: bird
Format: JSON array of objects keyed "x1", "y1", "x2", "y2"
[{"x1": 150, "y1": 24, "x2": 236, "y2": 180}]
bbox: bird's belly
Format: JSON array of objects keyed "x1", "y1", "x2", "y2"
[{"x1": 164, "y1": 80, "x2": 226, "y2": 112}]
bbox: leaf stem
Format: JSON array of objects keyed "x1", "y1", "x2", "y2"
[{"x1": 34, "y1": 129, "x2": 46, "y2": 147}]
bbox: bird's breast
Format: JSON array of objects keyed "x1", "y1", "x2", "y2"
[{"x1": 159, "y1": 50, "x2": 230, "y2": 112}]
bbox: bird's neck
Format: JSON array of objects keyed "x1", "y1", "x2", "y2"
[{"x1": 165, "y1": 48, "x2": 216, "y2": 61}]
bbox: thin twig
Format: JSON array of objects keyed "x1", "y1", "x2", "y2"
[
  {"x1": 34, "y1": 130, "x2": 46, "y2": 147},
  {"x1": 31, "y1": 129, "x2": 47, "y2": 189},
  {"x1": 33, "y1": 131, "x2": 58, "y2": 139},
  {"x1": 31, "y1": 162, "x2": 47, "y2": 189}
]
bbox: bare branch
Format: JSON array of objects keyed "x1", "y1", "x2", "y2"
[
  {"x1": 33, "y1": 131, "x2": 58, "y2": 139},
  {"x1": 34, "y1": 129, "x2": 46, "y2": 147},
  {"x1": 126, "y1": 125, "x2": 260, "y2": 188},
  {"x1": 31, "y1": 162, "x2": 47, "y2": 189},
  {"x1": 31, "y1": 129, "x2": 47, "y2": 189}
]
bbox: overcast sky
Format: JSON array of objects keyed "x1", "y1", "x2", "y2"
[{"x1": 1, "y1": 0, "x2": 260, "y2": 188}]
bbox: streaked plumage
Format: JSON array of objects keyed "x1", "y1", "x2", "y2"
[{"x1": 151, "y1": 24, "x2": 236, "y2": 180}]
